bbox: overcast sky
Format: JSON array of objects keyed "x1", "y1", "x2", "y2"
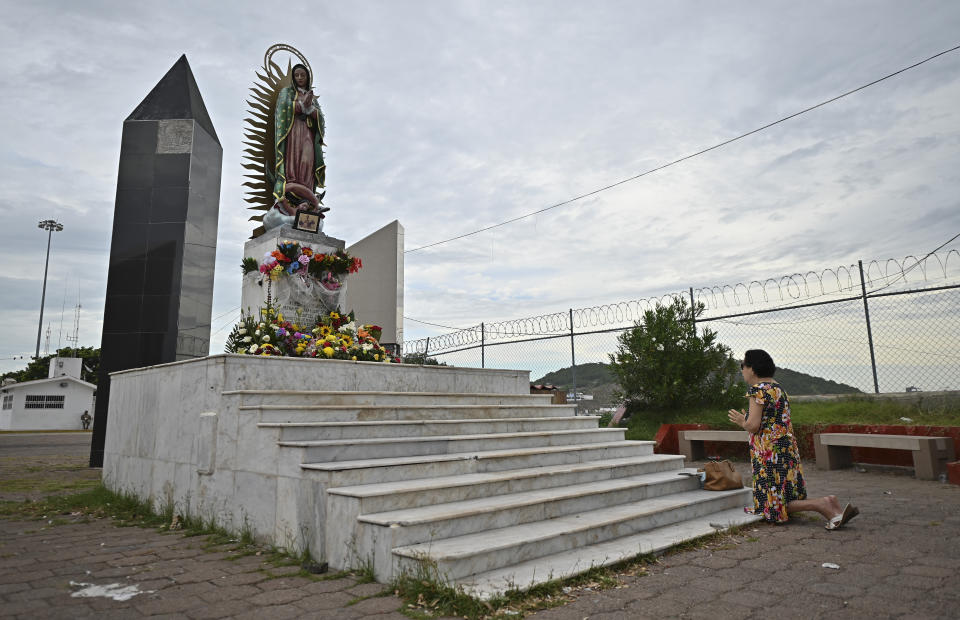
[{"x1": 1, "y1": 1, "x2": 959, "y2": 374}]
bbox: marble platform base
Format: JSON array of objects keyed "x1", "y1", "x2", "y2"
[
  {"x1": 101, "y1": 353, "x2": 758, "y2": 597},
  {"x1": 101, "y1": 355, "x2": 529, "y2": 556}
]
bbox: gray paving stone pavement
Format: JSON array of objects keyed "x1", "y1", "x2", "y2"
[
  {"x1": 1, "y1": 434, "x2": 958, "y2": 618},
  {"x1": 527, "y1": 461, "x2": 960, "y2": 620}
]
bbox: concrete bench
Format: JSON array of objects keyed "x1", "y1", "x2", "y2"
[
  {"x1": 678, "y1": 430, "x2": 749, "y2": 461},
  {"x1": 814, "y1": 433, "x2": 956, "y2": 480}
]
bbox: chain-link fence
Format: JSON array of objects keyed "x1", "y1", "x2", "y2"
[{"x1": 403, "y1": 251, "x2": 960, "y2": 403}]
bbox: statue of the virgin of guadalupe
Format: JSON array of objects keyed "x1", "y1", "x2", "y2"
[{"x1": 242, "y1": 46, "x2": 329, "y2": 236}]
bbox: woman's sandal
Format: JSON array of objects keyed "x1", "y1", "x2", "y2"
[{"x1": 825, "y1": 503, "x2": 860, "y2": 530}]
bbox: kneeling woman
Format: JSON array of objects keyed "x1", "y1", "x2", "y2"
[{"x1": 727, "y1": 349, "x2": 859, "y2": 530}]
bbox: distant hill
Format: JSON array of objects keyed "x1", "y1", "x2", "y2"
[
  {"x1": 773, "y1": 367, "x2": 862, "y2": 395},
  {"x1": 534, "y1": 362, "x2": 613, "y2": 389},
  {"x1": 534, "y1": 362, "x2": 861, "y2": 396}
]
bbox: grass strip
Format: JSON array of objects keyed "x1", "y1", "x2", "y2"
[{"x1": 622, "y1": 396, "x2": 960, "y2": 440}]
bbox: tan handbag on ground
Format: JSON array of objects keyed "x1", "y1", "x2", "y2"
[{"x1": 700, "y1": 460, "x2": 744, "y2": 491}]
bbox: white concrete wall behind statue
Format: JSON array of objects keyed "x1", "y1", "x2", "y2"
[
  {"x1": 101, "y1": 354, "x2": 528, "y2": 557},
  {"x1": 345, "y1": 220, "x2": 403, "y2": 346}
]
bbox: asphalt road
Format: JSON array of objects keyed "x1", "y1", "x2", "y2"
[{"x1": 0, "y1": 432, "x2": 92, "y2": 457}]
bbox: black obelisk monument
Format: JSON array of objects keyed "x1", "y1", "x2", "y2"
[{"x1": 90, "y1": 55, "x2": 222, "y2": 467}]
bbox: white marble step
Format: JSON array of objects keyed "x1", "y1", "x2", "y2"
[
  {"x1": 356, "y1": 471, "x2": 707, "y2": 578},
  {"x1": 229, "y1": 389, "x2": 557, "y2": 407},
  {"x1": 391, "y1": 488, "x2": 753, "y2": 583},
  {"x1": 328, "y1": 454, "x2": 685, "y2": 514},
  {"x1": 249, "y1": 403, "x2": 577, "y2": 423},
  {"x1": 282, "y1": 428, "x2": 627, "y2": 462},
  {"x1": 261, "y1": 416, "x2": 599, "y2": 441},
  {"x1": 453, "y1": 507, "x2": 763, "y2": 599},
  {"x1": 301, "y1": 441, "x2": 656, "y2": 486}
]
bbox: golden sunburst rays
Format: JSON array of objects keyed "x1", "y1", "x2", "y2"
[{"x1": 242, "y1": 59, "x2": 290, "y2": 223}]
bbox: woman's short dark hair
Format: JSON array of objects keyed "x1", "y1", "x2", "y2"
[
  {"x1": 743, "y1": 349, "x2": 776, "y2": 377},
  {"x1": 291, "y1": 63, "x2": 311, "y2": 88}
]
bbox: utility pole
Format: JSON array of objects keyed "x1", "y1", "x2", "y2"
[{"x1": 36, "y1": 219, "x2": 64, "y2": 359}]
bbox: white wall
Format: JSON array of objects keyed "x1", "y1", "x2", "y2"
[{"x1": 345, "y1": 220, "x2": 404, "y2": 346}]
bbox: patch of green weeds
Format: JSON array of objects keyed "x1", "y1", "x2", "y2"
[
  {"x1": 354, "y1": 556, "x2": 377, "y2": 584},
  {"x1": 393, "y1": 558, "x2": 500, "y2": 619},
  {"x1": 0, "y1": 477, "x2": 99, "y2": 495},
  {"x1": 0, "y1": 483, "x2": 166, "y2": 527},
  {"x1": 240, "y1": 522, "x2": 256, "y2": 546}
]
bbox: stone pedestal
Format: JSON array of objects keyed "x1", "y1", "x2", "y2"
[{"x1": 241, "y1": 225, "x2": 348, "y2": 322}]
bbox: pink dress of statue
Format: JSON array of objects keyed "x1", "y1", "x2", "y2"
[{"x1": 285, "y1": 88, "x2": 317, "y2": 192}]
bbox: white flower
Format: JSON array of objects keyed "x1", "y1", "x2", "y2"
[
  {"x1": 250, "y1": 344, "x2": 259, "y2": 353},
  {"x1": 255, "y1": 330, "x2": 261, "y2": 336},
  {"x1": 341, "y1": 321, "x2": 356, "y2": 333},
  {"x1": 262, "y1": 335, "x2": 271, "y2": 343},
  {"x1": 243, "y1": 336, "x2": 252, "y2": 343},
  {"x1": 656, "y1": 344, "x2": 664, "y2": 351},
  {"x1": 362, "y1": 343, "x2": 373, "y2": 352},
  {"x1": 238, "y1": 328, "x2": 247, "y2": 335}
]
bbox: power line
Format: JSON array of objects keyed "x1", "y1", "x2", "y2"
[
  {"x1": 403, "y1": 316, "x2": 479, "y2": 331},
  {"x1": 210, "y1": 307, "x2": 243, "y2": 336},
  {"x1": 406, "y1": 43, "x2": 960, "y2": 254}
]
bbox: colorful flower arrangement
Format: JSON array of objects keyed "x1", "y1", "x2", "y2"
[
  {"x1": 226, "y1": 306, "x2": 397, "y2": 363},
  {"x1": 241, "y1": 241, "x2": 362, "y2": 289}
]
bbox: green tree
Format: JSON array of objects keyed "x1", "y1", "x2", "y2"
[
  {"x1": 401, "y1": 351, "x2": 447, "y2": 366},
  {"x1": 0, "y1": 347, "x2": 100, "y2": 384},
  {"x1": 609, "y1": 297, "x2": 743, "y2": 411}
]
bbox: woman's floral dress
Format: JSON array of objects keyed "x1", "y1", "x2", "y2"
[{"x1": 746, "y1": 381, "x2": 807, "y2": 523}]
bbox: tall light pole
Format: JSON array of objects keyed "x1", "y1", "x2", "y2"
[{"x1": 35, "y1": 219, "x2": 64, "y2": 359}]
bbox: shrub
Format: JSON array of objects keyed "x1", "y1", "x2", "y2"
[{"x1": 609, "y1": 297, "x2": 743, "y2": 412}]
